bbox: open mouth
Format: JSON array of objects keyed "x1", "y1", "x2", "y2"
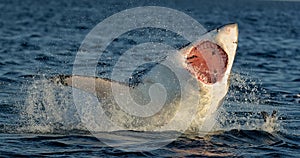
[{"x1": 185, "y1": 41, "x2": 228, "y2": 84}]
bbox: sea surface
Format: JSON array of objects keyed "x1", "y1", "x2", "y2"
[{"x1": 0, "y1": 0, "x2": 300, "y2": 157}]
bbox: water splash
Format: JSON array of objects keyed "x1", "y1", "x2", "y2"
[
  {"x1": 215, "y1": 72, "x2": 281, "y2": 134},
  {"x1": 226, "y1": 72, "x2": 269, "y2": 105},
  {"x1": 20, "y1": 72, "x2": 281, "y2": 135},
  {"x1": 261, "y1": 110, "x2": 280, "y2": 133},
  {"x1": 20, "y1": 77, "x2": 86, "y2": 134}
]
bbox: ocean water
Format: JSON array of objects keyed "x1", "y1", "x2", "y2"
[{"x1": 0, "y1": 0, "x2": 300, "y2": 157}]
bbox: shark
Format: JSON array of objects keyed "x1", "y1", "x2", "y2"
[{"x1": 52, "y1": 23, "x2": 238, "y2": 133}]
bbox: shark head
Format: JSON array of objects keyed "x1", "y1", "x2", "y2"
[
  {"x1": 179, "y1": 23, "x2": 238, "y2": 132},
  {"x1": 183, "y1": 23, "x2": 238, "y2": 89}
]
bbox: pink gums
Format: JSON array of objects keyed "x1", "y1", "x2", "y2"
[{"x1": 185, "y1": 41, "x2": 228, "y2": 84}]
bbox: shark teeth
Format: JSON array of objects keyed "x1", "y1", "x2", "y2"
[{"x1": 185, "y1": 41, "x2": 228, "y2": 84}]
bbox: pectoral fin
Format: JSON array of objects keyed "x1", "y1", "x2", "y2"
[{"x1": 51, "y1": 75, "x2": 129, "y2": 99}]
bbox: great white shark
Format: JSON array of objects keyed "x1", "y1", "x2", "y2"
[{"x1": 52, "y1": 23, "x2": 238, "y2": 133}]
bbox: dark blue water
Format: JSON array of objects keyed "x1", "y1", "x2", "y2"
[{"x1": 1, "y1": 0, "x2": 300, "y2": 157}]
